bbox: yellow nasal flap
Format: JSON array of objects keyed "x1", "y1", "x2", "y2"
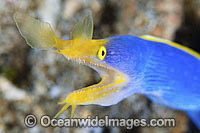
[{"x1": 14, "y1": 12, "x2": 57, "y2": 50}]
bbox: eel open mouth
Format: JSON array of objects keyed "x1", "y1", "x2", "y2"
[
  {"x1": 59, "y1": 57, "x2": 129, "y2": 105},
  {"x1": 54, "y1": 57, "x2": 129, "y2": 118}
]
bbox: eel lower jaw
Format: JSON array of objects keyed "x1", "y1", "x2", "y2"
[{"x1": 54, "y1": 57, "x2": 129, "y2": 118}]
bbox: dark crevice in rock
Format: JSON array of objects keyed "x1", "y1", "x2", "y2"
[
  {"x1": 174, "y1": 0, "x2": 200, "y2": 53},
  {"x1": 94, "y1": 0, "x2": 118, "y2": 38}
]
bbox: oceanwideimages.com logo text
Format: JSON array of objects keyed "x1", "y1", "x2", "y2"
[{"x1": 24, "y1": 114, "x2": 176, "y2": 129}]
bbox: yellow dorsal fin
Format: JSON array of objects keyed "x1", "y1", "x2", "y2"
[
  {"x1": 14, "y1": 12, "x2": 57, "y2": 50},
  {"x1": 140, "y1": 35, "x2": 200, "y2": 60},
  {"x1": 70, "y1": 11, "x2": 93, "y2": 40}
]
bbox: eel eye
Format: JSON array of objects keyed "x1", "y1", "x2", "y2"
[{"x1": 97, "y1": 46, "x2": 106, "y2": 60}]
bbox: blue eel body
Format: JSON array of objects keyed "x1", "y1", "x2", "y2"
[{"x1": 104, "y1": 35, "x2": 200, "y2": 129}]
